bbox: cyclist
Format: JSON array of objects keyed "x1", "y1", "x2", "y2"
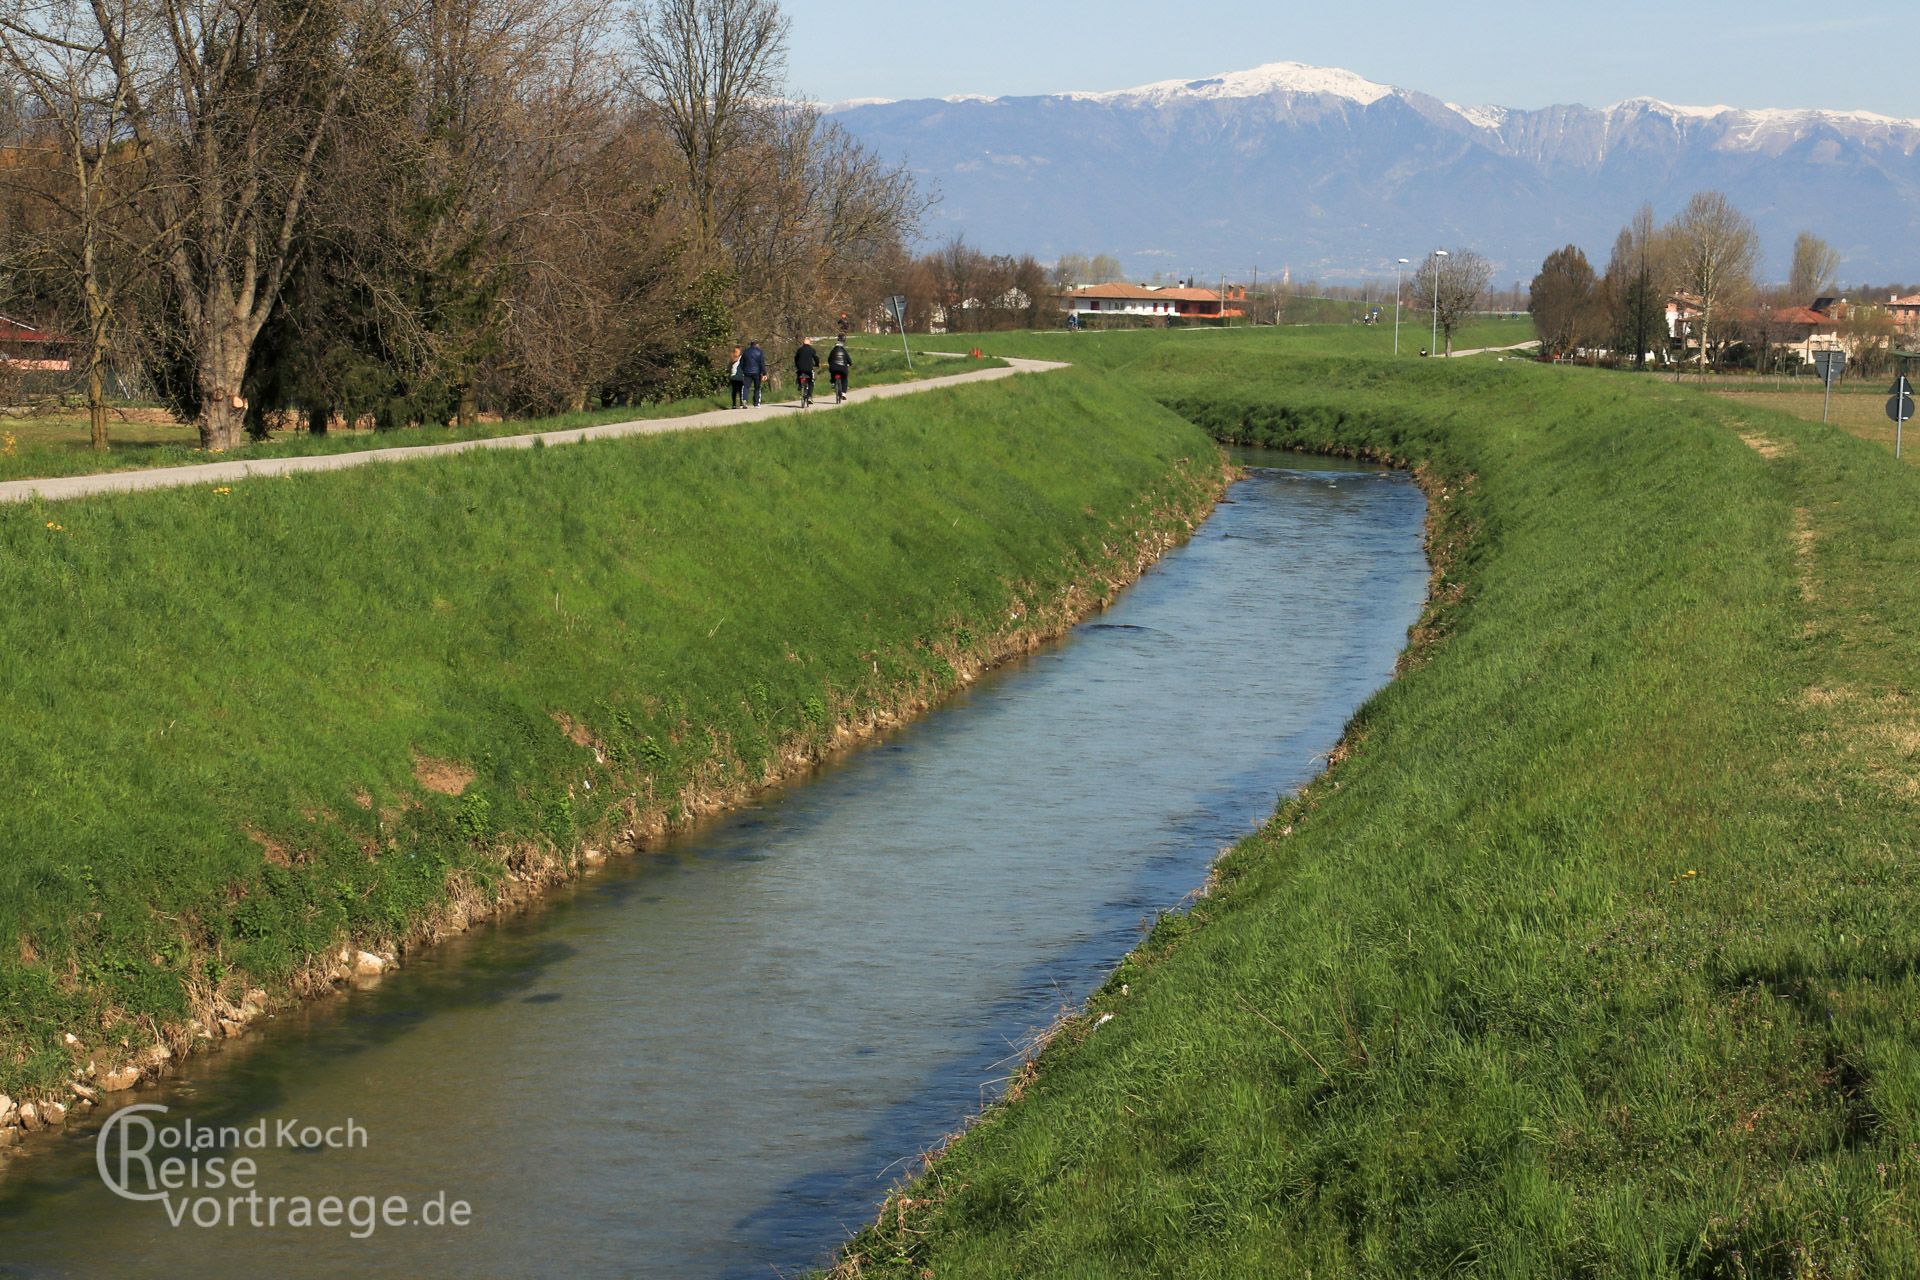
[
  {"x1": 793, "y1": 337, "x2": 820, "y2": 407},
  {"x1": 826, "y1": 335, "x2": 852, "y2": 402}
]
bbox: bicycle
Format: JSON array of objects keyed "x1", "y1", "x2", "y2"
[
  {"x1": 829, "y1": 370, "x2": 848, "y2": 403},
  {"x1": 797, "y1": 370, "x2": 815, "y2": 408}
]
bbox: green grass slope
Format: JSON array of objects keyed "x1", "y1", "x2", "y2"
[
  {"x1": 839, "y1": 336, "x2": 1920, "y2": 1277},
  {"x1": 0, "y1": 369, "x2": 1215, "y2": 1097}
]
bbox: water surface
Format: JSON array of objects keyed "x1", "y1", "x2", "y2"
[{"x1": 0, "y1": 452, "x2": 1427, "y2": 1278}]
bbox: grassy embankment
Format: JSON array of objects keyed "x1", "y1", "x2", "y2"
[
  {"x1": 0, "y1": 368, "x2": 1215, "y2": 1105},
  {"x1": 836, "y1": 327, "x2": 1920, "y2": 1276},
  {"x1": 1701, "y1": 374, "x2": 1920, "y2": 462},
  {"x1": 0, "y1": 349, "x2": 990, "y2": 484}
]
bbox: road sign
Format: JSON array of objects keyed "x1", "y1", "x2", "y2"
[
  {"x1": 1890, "y1": 374, "x2": 1914, "y2": 459},
  {"x1": 884, "y1": 295, "x2": 912, "y2": 369},
  {"x1": 1815, "y1": 350, "x2": 1847, "y2": 422}
]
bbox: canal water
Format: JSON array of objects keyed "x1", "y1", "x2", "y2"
[{"x1": 0, "y1": 450, "x2": 1428, "y2": 1278}]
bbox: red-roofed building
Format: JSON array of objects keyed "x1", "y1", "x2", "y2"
[
  {"x1": 1889, "y1": 295, "x2": 1920, "y2": 339},
  {"x1": 1749, "y1": 304, "x2": 1843, "y2": 366},
  {"x1": 1057, "y1": 282, "x2": 1245, "y2": 321},
  {"x1": 0, "y1": 314, "x2": 73, "y2": 372}
]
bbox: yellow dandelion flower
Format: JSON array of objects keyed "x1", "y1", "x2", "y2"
[
  {"x1": 45, "y1": 521, "x2": 64, "y2": 531},
  {"x1": 212, "y1": 486, "x2": 232, "y2": 495}
]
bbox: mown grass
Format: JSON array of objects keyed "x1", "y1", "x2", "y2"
[
  {"x1": 0, "y1": 368, "x2": 1212, "y2": 1096},
  {"x1": 0, "y1": 349, "x2": 978, "y2": 483},
  {"x1": 835, "y1": 331, "x2": 1920, "y2": 1276},
  {"x1": 1704, "y1": 379, "x2": 1920, "y2": 463}
]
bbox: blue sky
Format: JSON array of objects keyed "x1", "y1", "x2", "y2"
[{"x1": 781, "y1": 0, "x2": 1919, "y2": 118}]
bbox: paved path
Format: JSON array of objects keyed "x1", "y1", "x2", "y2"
[
  {"x1": 0, "y1": 357, "x2": 1067, "y2": 505},
  {"x1": 1445, "y1": 340, "x2": 1540, "y2": 358}
]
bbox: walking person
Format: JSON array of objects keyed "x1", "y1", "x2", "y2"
[
  {"x1": 827, "y1": 335, "x2": 853, "y2": 403},
  {"x1": 740, "y1": 340, "x2": 767, "y2": 407},
  {"x1": 793, "y1": 337, "x2": 820, "y2": 408},
  {"x1": 728, "y1": 345, "x2": 745, "y2": 408}
]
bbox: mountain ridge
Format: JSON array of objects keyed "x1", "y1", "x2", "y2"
[{"x1": 824, "y1": 61, "x2": 1920, "y2": 282}]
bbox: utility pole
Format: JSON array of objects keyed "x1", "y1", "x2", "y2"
[{"x1": 1394, "y1": 258, "x2": 1410, "y2": 356}]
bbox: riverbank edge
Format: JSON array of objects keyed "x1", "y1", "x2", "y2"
[
  {"x1": 0, "y1": 439, "x2": 1231, "y2": 1160},
  {"x1": 825, "y1": 420, "x2": 1466, "y2": 1278}
]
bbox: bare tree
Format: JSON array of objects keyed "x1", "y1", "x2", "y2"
[
  {"x1": 74, "y1": 0, "x2": 386, "y2": 448},
  {"x1": 1669, "y1": 191, "x2": 1759, "y2": 371},
  {"x1": 394, "y1": 0, "x2": 621, "y2": 424},
  {"x1": 722, "y1": 102, "x2": 922, "y2": 341},
  {"x1": 627, "y1": 0, "x2": 786, "y2": 255},
  {"x1": 1839, "y1": 303, "x2": 1897, "y2": 379},
  {"x1": 0, "y1": 0, "x2": 149, "y2": 449},
  {"x1": 1788, "y1": 231, "x2": 1841, "y2": 303},
  {"x1": 1409, "y1": 248, "x2": 1491, "y2": 354}
]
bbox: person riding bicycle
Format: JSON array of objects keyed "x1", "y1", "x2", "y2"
[
  {"x1": 793, "y1": 338, "x2": 821, "y2": 406},
  {"x1": 826, "y1": 336, "x2": 852, "y2": 402}
]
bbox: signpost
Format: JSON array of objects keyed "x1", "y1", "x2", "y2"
[
  {"x1": 884, "y1": 294, "x2": 912, "y2": 370},
  {"x1": 1814, "y1": 349, "x2": 1846, "y2": 423},
  {"x1": 1888, "y1": 374, "x2": 1914, "y2": 459}
]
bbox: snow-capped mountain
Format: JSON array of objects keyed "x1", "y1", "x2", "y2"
[{"x1": 826, "y1": 62, "x2": 1920, "y2": 282}]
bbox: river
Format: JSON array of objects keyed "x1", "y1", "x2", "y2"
[{"x1": 0, "y1": 449, "x2": 1427, "y2": 1278}]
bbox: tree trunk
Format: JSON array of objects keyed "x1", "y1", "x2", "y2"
[
  {"x1": 456, "y1": 383, "x2": 477, "y2": 429},
  {"x1": 196, "y1": 321, "x2": 251, "y2": 451},
  {"x1": 87, "y1": 350, "x2": 108, "y2": 453},
  {"x1": 306, "y1": 404, "x2": 329, "y2": 435}
]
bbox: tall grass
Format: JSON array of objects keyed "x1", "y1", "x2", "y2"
[
  {"x1": 0, "y1": 370, "x2": 1213, "y2": 1096},
  {"x1": 838, "y1": 335, "x2": 1920, "y2": 1277}
]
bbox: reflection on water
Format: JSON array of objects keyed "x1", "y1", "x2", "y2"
[{"x1": 0, "y1": 451, "x2": 1427, "y2": 1279}]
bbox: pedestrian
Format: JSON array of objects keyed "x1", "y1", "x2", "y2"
[
  {"x1": 728, "y1": 345, "x2": 745, "y2": 408},
  {"x1": 826, "y1": 334, "x2": 852, "y2": 402},
  {"x1": 740, "y1": 340, "x2": 766, "y2": 406},
  {"x1": 794, "y1": 337, "x2": 820, "y2": 406}
]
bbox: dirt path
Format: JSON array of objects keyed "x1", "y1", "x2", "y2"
[{"x1": 0, "y1": 357, "x2": 1067, "y2": 506}]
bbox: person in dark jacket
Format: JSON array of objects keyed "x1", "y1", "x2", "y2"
[
  {"x1": 826, "y1": 335, "x2": 852, "y2": 402},
  {"x1": 739, "y1": 340, "x2": 767, "y2": 406},
  {"x1": 793, "y1": 338, "x2": 820, "y2": 405}
]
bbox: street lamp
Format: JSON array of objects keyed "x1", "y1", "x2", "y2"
[
  {"x1": 1429, "y1": 249, "x2": 1449, "y2": 357},
  {"x1": 1394, "y1": 258, "x2": 1410, "y2": 356}
]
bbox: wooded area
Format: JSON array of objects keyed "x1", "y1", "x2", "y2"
[
  {"x1": 1527, "y1": 192, "x2": 1911, "y2": 374},
  {"x1": 0, "y1": 0, "x2": 923, "y2": 449}
]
